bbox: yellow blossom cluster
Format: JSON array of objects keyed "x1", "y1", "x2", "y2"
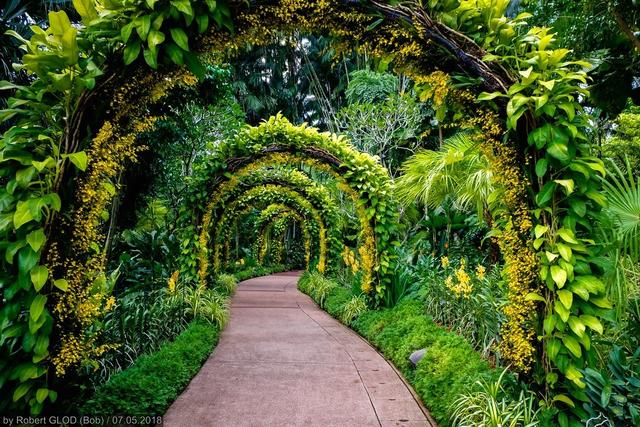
[
  {"x1": 342, "y1": 246, "x2": 360, "y2": 273},
  {"x1": 167, "y1": 270, "x2": 179, "y2": 294},
  {"x1": 415, "y1": 71, "x2": 451, "y2": 108},
  {"x1": 446, "y1": 259, "x2": 474, "y2": 298}
]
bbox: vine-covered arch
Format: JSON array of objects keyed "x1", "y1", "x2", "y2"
[
  {"x1": 187, "y1": 116, "x2": 398, "y2": 295},
  {"x1": 210, "y1": 184, "x2": 337, "y2": 275},
  {"x1": 253, "y1": 204, "x2": 313, "y2": 267},
  {"x1": 0, "y1": 0, "x2": 609, "y2": 417}
]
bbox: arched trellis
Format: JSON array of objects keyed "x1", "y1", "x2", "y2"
[
  {"x1": 260, "y1": 211, "x2": 302, "y2": 265},
  {"x1": 209, "y1": 184, "x2": 339, "y2": 277},
  {"x1": 0, "y1": 0, "x2": 609, "y2": 415},
  {"x1": 252, "y1": 204, "x2": 312, "y2": 267},
  {"x1": 187, "y1": 116, "x2": 397, "y2": 296}
]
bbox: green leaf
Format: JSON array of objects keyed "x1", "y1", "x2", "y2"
[
  {"x1": 477, "y1": 92, "x2": 505, "y2": 101},
  {"x1": 72, "y1": 0, "x2": 98, "y2": 24},
  {"x1": 136, "y1": 15, "x2": 152, "y2": 40},
  {"x1": 558, "y1": 289, "x2": 573, "y2": 309},
  {"x1": 184, "y1": 51, "x2": 205, "y2": 79},
  {"x1": 148, "y1": 29, "x2": 165, "y2": 51},
  {"x1": 13, "y1": 382, "x2": 31, "y2": 402},
  {"x1": 536, "y1": 181, "x2": 556, "y2": 206},
  {"x1": 30, "y1": 265, "x2": 49, "y2": 292},
  {"x1": 554, "y1": 179, "x2": 574, "y2": 195},
  {"x1": 534, "y1": 224, "x2": 549, "y2": 239},
  {"x1": 535, "y1": 158, "x2": 548, "y2": 177},
  {"x1": 554, "y1": 301, "x2": 570, "y2": 322},
  {"x1": 556, "y1": 243, "x2": 572, "y2": 262},
  {"x1": 567, "y1": 316, "x2": 585, "y2": 337},
  {"x1": 572, "y1": 275, "x2": 604, "y2": 294},
  {"x1": 26, "y1": 229, "x2": 46, "y2": 252},
  {"x1": 546, "y1": 251, "x2": 559, "y2": 262},
  {"x1": 170, "y1": 28, "x2": 189, "y2": 51},
  {"x1": 36, "y1": 388, "x2": 49, "y2": 404},
  {"x1": 66, "y1": 151, "x2": 88, "y2": 171},
  {"x1": 13, "y1": 200, "x2": 34, "y2": 229},
  {"x1": 551, "y1": 265, "x2": 567, "y2": 288},
  {"x1": 552, "y1": 394, "x2": 575, "y2": 408},
  {"x1": 121, "y1": 22, "x2": 135, "y2": 43},
  {"x1": 54, "y1": 279, "x2": 68, "y2": 292},
  {"x1": 164, "y1": 43, "x2": 184, "y2": 65},
  {"x1": 124, "y1": 40, "x2": 141, "y2": 65},
  {"x1": 143, "y1": 47, "x2": 158, "y2": 68},
  {"x1": 579, "y1": 315, "x2": 603, "y2": 334},
  {"x1": 171, "y1": 0, "x2": 193, "y2": 16},
  {"x1": 566, "y1": 364, "x2": 585, "y2": 387},
  {"x1": 525, "y1": 292, "x2": 546, "y2": 302},
  {"x1": 48, "y1": 10, "x2": 72, "y2": 36},
  {"x1": 16, "y1": 167, "x2": 36, "y2": 188},
  {"x1": 568, "y1": 198, "x2": 586, "y2": 217},
  {"x1": 30, "y1": 295, "x2": 47, "y2": 321},
  {"x1": 557, "y1": 228, "x2": 579, "y2": 244},
  {"x1": 562, "y1": 335, "x2": 582, "y2": 358},
  {"x1": 547, "y1": 140, "x2": 571, "y2": 162},
  {"x1": 548, "y1": 337, "x2": 561, "y2": 360}
]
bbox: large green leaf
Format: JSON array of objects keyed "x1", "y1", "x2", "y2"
[
  {"x1": 170, "y1": 28, "x2": 189, "y2": 51},
  {"x1": 72, "y1": 0, "x2": 98, "y2": 24},
  {"x1": 30, "y1": 295, "x2": 47, "y2": 321},
  {"x1": 551, "y1": 265, "x2": 567, "y2": 288},
  {"x1": 30, "y1": 265, "x2": 48, "y2": 292},
  {"x1": 562, "y1": 335, "x2": 582, "y2": 358}
]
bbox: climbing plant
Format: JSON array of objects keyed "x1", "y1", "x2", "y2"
[{"x1": 253, "y1": 204, "x2": 312, "y2": 267}]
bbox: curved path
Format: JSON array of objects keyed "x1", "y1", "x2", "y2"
[{"x1": 164, "y1": 272, "x2": 435, "y2": 427}]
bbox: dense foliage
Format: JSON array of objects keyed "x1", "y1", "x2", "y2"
[{"x1": 0, "y1": 0, "x2": 638, "y2": 425}]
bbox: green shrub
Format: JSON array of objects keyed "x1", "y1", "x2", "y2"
[
  {"x1": 451, "y1": 369, "x2": 540, "y2": 427},
  {"x1": 339, "y1": 295, "x2": 369, "y2": 325},
  {"x1": 324, "y1": 286, "x2": 352, "y2": 317},
  {"x1": 353, "y1": 301, "x2": 500, "y2": 425},
  {"x1": 299, "y1": 272, "x2": 337, "y2": 308},
  {"x1": 83, "y1": 321, "x2": 219, "y2": 419},
  {"x1": 182, "y1": 286, "x2": 230, "y2": 327},
  {"x1": 216, "y1": 273, "x2": 238, "y2": 294},
  {"x1": 233, "y1": 264, "x2": 290, "y2": 282}
]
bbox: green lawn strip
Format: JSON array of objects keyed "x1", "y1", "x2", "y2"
[
  {"x1": 82, "y1": 320, "x2": 220, "y2": 418},
  {"x1": 299, "y1": 276, "x2": 500, "y2": 426}
]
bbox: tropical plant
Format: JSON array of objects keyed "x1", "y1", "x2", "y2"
[
  {"x1": 216, "y1": 274, "x2": 238, "y2": 295},
  {"x1": 601, "y1": 158, "x2": 640, "y2": 262},
  {"x1": 336, "y1": 94, "x2": 425, "y2": 174},
  {"x1": 395, "y1": 133, "x2": 494, "y2": 218},
  {"x1": 339, "y1": 295, "x2": 368, "y2": 325},
  {"x1": 580, "y1": 345, "x2": 640, "y2": 425},
  {"x1": 344, "y1": 70, "x2": 399, "y2": 105},
  {"x1": 451, "y1": 369, "x2": 540, "y2": 427},
  {"x1": 181, "y1": 286, "x2": 230, "y2": 327}
]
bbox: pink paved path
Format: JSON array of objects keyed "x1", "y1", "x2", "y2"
[{"x1": 164, "y1": 272, "x2": 435, "y2": 427}]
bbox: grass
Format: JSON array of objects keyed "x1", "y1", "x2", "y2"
[{"x1": 82, "y1": 320, "x2": 220, "y2": 419}]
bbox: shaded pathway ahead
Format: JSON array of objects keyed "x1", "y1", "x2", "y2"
[{"x1": 164, "y1": 272, "x2": 434, "y2": 427}]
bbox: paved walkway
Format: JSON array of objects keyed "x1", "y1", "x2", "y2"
[{"x1": 164, "y1": 272, "x2": 434, "y2": 427}]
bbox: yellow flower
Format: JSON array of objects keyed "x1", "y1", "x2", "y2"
[
  {"x1": 476, "y1": 265, "x2": 486, "y2": 280},
  {"x1": 167, "y1": 270, "x2": 179, "y2": 294},
  {"x1": 441, "y1": 256, "x2": 450, "y2": 268}
]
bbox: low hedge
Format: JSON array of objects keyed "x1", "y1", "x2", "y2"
[
  {"x1": 82, "y1": 320, "x2": 220, "y2": 418},
  {"x1": 298, "y1": 273, "x2": 500, "y2": 426},
  {"x1": 232, "y1": 264, "x2": 291, "y2": 282},
  {"x1": 352, "y1": 300, "x2": 500, "y2": 425}
]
